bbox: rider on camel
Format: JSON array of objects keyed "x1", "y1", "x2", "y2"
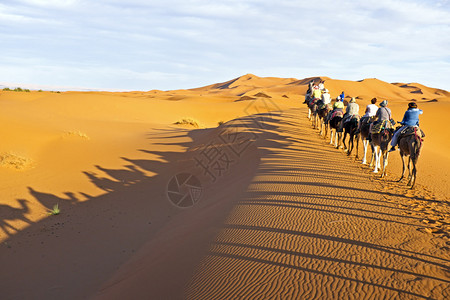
[
  {"x1": 359, "y1": 98, "x2": 378, "y2": 131},
  {"x1": 339, "y1": 97, "x2": 359, "y2": 132},
  {"x1": 312, "y1": 85, "x2": 322, "y2": 102},
  {"x1": 304, "y1": 80, "x2": 314, "y2": 103},
  {"x1": 326, "y1": 97, "x2": 344, "y2": 123},
  {"x1": 363, "y1": 98, "x2": 378, "y2": 118},
  {"x1": 321, "y1": 89, "x2": 331, "y2": 105},
  {"x1": 389, "y1": 102, "x2": 423, "y2": 152},
  {"x1": 374, "y1": 100, "x2": 391, "y2": 124},
  {"x1": 339, "y1": 91, "x2": 345, "y2": 102}
]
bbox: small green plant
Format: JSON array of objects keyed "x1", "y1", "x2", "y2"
[
  {"x1": 218, "y1": 121, "x2": 224, "y2": 126},
  {"x1": 48, "y1": 204, "x2": 60, "y2": 216},
  {"x1": 3, "y1": 87, "x2": 12, "y2": 91},
  {"x1": 13, "y1": 87, "x2": 23, "y2": 92}
]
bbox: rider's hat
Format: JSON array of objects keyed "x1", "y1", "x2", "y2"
[
  {"x1": 408, "y1": 102, "x2": 417, "y2": 108},
  {"x1": 350, "y1": 97, "x2": 356, "y2": 103},
  {"x1": 380, "y1": 100, "x2": 388, "y2": 107}
]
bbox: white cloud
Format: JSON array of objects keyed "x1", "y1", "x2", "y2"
[
  {"x1": 18, "y1": 0, "x2": 78, "y2": 7},
  {"x1": 0, "y1": 0, "x2": 449, "y2": 91}
]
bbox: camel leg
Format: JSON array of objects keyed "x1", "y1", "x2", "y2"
[
  {"x1": 397, "y1": 154, "x2": 406, "y2": 182},
  {"x1": 406, "y1": 157, "x2": 412, "y2": 184},
  {"x1": 348, "y1": 134, "x2": 355, "y2": 157},
  {"x1": 381, "y1": 151, "x2": 389, "y2": 178},
  {"x1": 372, "y1": 146, "x2": 380, "y2": 173},
  {"x1": 376, "y1": 148, "x2": 382, "y2": 173},
  {"x1": 329, "y1": 130, "x2": 334, "y2": 145},
  {"x1": 308, "y1": 108, "x2": 311, "y2": 120},
  {"x1": 342, "y1": 131, "x2": 348, "y2": 152},
  {"x1": 347, "y1": 133, "x2": 354, "y2": 155},
  {"x1": 362, "y1": 140, "x2": 369, "y2": 164},
  {"x1": 369, "y1": 144, "x2": 375, "y2": 167},
  {"x1": 334, "y1": 131, "x2": 338, "y2": 148},
  {"x1": 355, "y1": 135, "x2": 360, "y2": 159},
  {"x1": 410, "y1": 160, "x2": 417, "y2": 188},
  {"x1": 351, "y1": 134, "x2": 356, "y2": 156},
  {"x1": 407, "y1": 155, "x2": 418, "y2": 188}
]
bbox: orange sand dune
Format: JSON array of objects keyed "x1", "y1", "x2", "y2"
[{"x1": 0, "y1": 75, "x2": 448, "y2": 299}]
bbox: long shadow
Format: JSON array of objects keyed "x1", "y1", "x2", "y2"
[
  {"x1": 213, "y1": 240, "x2": 446, "y2": 282},
  {"x1": 208, "y1": 251, "x2": 430, "y2": 299},
  {"x1": 222, "y1": 223, "x2": 450, "y2": 271},
  {"x1": 0, "y1": 113, "x2": 289, "y2": 299},
  {"x1": 237, "y1": 198, "x2": 422, "y2": 225},
  {"x1": 1, "y1": 110, "x2": 446, "y2": 299},
  {"x1": 0, "y1": 199, "x2": 33, "y2": 238}
]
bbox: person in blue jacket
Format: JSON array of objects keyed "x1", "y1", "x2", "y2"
[
  {"x1": 389, "y1": 102, "x2": 423, "y2": 151},
  {"x1": 339, "y1": 91, "x2": 345, "y2": 102}
]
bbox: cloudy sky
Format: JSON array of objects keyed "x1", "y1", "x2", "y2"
[{"x1": 1, "y1": 0, "x2": 449, "y2": 91}]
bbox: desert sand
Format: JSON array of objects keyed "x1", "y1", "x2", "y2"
[{"x1": 0, "y1": 75, "x2": 449, "y2": 299}]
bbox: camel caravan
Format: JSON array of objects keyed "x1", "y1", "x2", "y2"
[{"x1": 303, "y1": 80, "x2": 425, "y2": 188}]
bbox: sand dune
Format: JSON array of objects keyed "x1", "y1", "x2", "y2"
[{"x1": 0, "y1": 75, "x2": 448, "y2": 299}]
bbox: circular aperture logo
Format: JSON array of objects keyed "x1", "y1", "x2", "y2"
[{"x1": 167, "y1": 173, "x2": 202, "y2": 208}]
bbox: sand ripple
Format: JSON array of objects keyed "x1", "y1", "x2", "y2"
[{"x1": 186, "y1": 109, "x2": 449, "y2": 299}]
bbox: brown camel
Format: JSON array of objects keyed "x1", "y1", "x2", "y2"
[
  {"x1": 342, "y1": 116, "x2": 360, "y2": 157},
  {"x1": 370, "y1": 126, "x2": 393, "y2": 177},
  {"x1": 308, "y1": 99, "x2": 319, "y2": 128},
  {"x1": 397, "y1": 127, "x2": 424, "y2": 188},
  {"x1": 316, "y1": 102, "x2": 331, "y2": 137},
  {"x1": 357, "y1": 116, "x2": 375, "y2": 165},
  {"x1": 328, "y1": 113, "x2": 343, "y2": 148}
]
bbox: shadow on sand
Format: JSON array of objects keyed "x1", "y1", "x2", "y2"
[{"x1": 1, "y1": 110, "x2": 447, "y2": 299}]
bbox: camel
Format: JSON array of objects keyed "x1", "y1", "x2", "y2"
[
  {"x1": 316, "y1": 101, "x2": 331, "y2": 137},
  {"x1": 397, "y1": 127, "x2": 424, "y2": 188},
  {"x1": 305, "y1": 96, "x2": 313, "y2": 119},
  {"x1": 370, "y1": 124, "x2": 394, "y2": 177},
  {"x1": 357, "y1": 116, "x2": 375, "y2": 164},
  {"x1": 0, "y1": 199, "x2": 31, "y2": 236},
  {"x1": 342, "y1": 116, "x2": 360, "y2": 157},
  {"x1": 328, "y1": 112, "x2": 343, "y2": 148},
  {"x1": 308, "y1": 99, "x2": 319, "y2": 128}
]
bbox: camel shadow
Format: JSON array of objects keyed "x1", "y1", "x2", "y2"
[{"x1": 0, "y1": 199, "x2": 32, "y2": 237}]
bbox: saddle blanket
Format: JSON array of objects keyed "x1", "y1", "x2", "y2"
[
  {"x1": 330, "y1": 111, "x2": 343, "y2": 120},
  {"x1": 398, "y1": 126, "x2": 426, "y2": 138},
  {"x1": 371, "y1": 120, "x2": 394, "y2": 134}
]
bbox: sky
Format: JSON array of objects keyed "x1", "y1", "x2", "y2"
[{"x1": 1, "y1": 0, "x2": 449, "y2": 91}]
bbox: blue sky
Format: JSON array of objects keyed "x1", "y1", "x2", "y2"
[{"x1": 1, "y1": 0, "x2": 449, "y2": 91}]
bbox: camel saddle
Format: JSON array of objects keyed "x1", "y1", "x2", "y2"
[
  {"x1": 398, "y1": 126, "x2": 425, "y2": 139},
  {"x1": 309, "y1": 98, "x2": 319, "y2": 106},
  {"x1": 318, "y1": 101, "x2": 331, "y2": 110},
  {"x1": 343, "y1": 114, "x2": 360, "y2": 124},
  {"x1": 330, "y1": 110, "x2": 343, "y2": 120},
  {"x1": 371, "y1": 120, "x2": 394, "y2": 134}
]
